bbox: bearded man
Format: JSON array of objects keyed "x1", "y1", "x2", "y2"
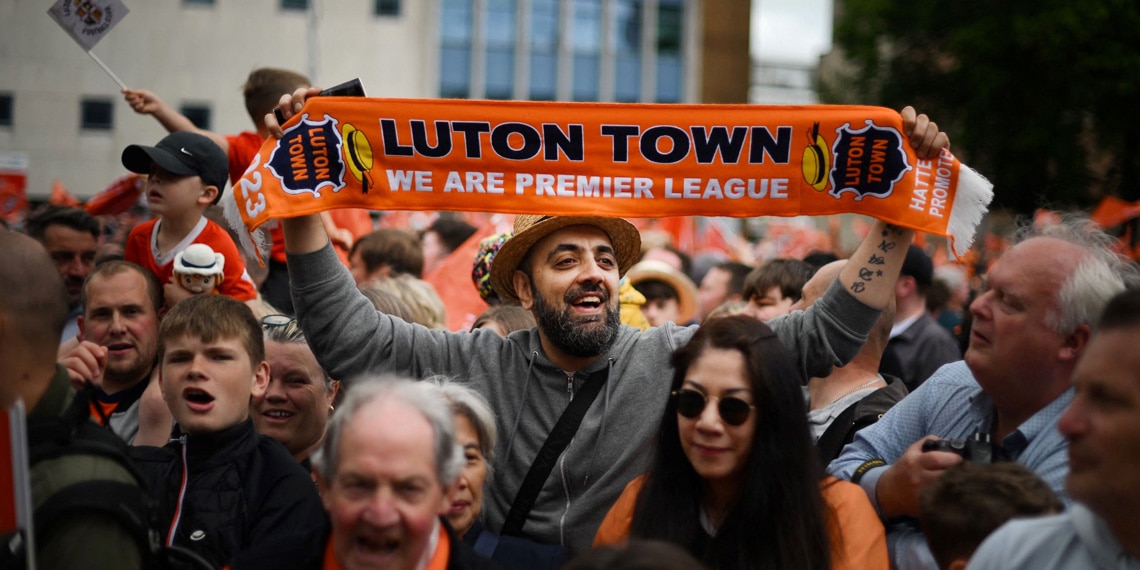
[
  {"x1": 272, "y1": 90, "x2": 950, "y2": 553},
  {"x1": 58, "y1": 261, "x2": 169, "y2": 443}
]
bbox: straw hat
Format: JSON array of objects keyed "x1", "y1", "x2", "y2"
[
  {"x1": 625, "y1": 259, "x2": 699, "y2": 324},
  {"x1": 490, "y1": 215, "x2": 642, "y2": 303}
]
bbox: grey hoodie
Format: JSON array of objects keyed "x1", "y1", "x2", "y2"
[{"x1": 289, "y1": 244, "x2": 880, "y2": 553}]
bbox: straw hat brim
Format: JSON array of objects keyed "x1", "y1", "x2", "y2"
[
  {"x1": 625, "y1": 260, "x2": 699, "y2": 324},
  {"x1": 490, "y1": 215, "x2": 642, "y2": 303}
]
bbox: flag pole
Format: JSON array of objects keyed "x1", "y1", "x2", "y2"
[{"x1": 86, "y1": 50, "x2": 127, "y2": 90}]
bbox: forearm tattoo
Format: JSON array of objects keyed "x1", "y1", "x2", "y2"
[{"x1": 851, "y1": 226, "x2": 907, "y2": 294}]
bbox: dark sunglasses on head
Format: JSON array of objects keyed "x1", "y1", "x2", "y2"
[{"x1": 672, "y1": 388, "x2": 755, "y2": 426}]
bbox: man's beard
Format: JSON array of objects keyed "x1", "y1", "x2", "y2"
[
  {"x1": 103, "y1": 353, "x2": 155, "y2": 392},
  {"x1": 532, "y1": 282, "x2": 620, "y2": 358}
]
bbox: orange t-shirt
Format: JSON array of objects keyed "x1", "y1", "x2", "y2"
[
  {"x1": 124, "y1": 218, "x2": 258, "y2": 302},
  {"x1": 594, "y1": 475, "x2": 888, "y2": 570}
]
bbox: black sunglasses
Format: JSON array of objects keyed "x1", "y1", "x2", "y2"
[{"x1": 672, "y1": 389, "x2": 755, "y2": 426}]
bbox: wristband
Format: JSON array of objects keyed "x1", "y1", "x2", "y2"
[{"x1": 851, "y1": 458, "x2": 887, "y2": 484}]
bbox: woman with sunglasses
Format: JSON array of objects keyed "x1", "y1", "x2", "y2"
[
  {"x1": 594, "y1": 316, "x2": 887, "y2": 569},
  {"x1": 252, "y1": 315, "x2": 340, "y2": 469}
]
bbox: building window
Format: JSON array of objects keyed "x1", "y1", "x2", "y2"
[
  {"x1": 80, "y1": 98, "x2": 113, "y2": 131},
  {"x1": 612, "y1": 0, "x2": 643, "y2": 102},
  {"x1": 0, "y1": 93, "x2": 12, "y2": 127},
  {"x1": 281, "y1": 0, "x2": 308, "y2": 11},
  {"x1": 374, "y1": 0, "x2": 399, "y2": 16},
  {"x1": 484, "y1": 0, "x2": 516, "y2": 100},
  {"x1": 571, "y1": 0, "x2": 602, "y2": 101},
  {"x1": 183, "y1": 0, "x2": 215, "y2": 5},
  {"x1": 655, "y1": 0, "x2": 684, "y2": 103},
  {"x1": 181, "y1": 104, "x2": 211, "y2": 130},
  {"x1": 441, "y1": 0, "x2": 688, "y2": 102},
  {"x1": 528, "y1": 0, "x2": 559, "y2": 100},
  {"x1": 440, "y1": 0, "x2": 473, "y2": 98}
]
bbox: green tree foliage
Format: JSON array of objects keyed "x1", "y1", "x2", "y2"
[{"x1": 822, "y1": 0, "x2": 1140, "y2": 214}]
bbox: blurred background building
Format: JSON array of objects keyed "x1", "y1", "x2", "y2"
[{"x1": 0, "y1": 0, "x2": 755, "y2": 201}]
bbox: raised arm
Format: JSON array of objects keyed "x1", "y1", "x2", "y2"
[
  {"x1": 836, "y1": 106, "x2": 948, "y2": 309},
  {"x1": 262, "y1": 86, "x2": 331, "y2": 255},
  {"x1": 122, "y1": 88, "x2": 230, "y2": 153}
]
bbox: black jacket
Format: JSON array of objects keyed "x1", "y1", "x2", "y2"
[
  {"x1": 816, "y1": 375, "x2": 910, "y2": 463},
  {"x1": 463, "y1": 520, "x2": 569, "y2": 569},
  {"x1": 131, "y1": 419, "x2": 326, "y2": 569}
]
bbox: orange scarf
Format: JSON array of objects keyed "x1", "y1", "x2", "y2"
[{"x1": 227, "y1": 99, "x2": 991, "y2": 261}]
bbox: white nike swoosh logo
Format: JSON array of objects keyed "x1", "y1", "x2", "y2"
[{"x1": 180, "y1": 147, "x2": 193, "y2": 156}]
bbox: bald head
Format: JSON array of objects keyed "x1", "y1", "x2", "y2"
[
  {"x1": 0, "y1": 231, "x2": 69, "y2": 347},
  {"x1": 0, "y1": 231, "x2": 69, "y2": 408},
  {"x1": 798, "y1": 259, "x2": 895, "y2": 355},
  {"x1": 798, "y1": 260, "x2": 845, "y2": 310}
]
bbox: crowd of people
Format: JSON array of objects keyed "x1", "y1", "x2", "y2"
[{"x1": 1, "y1": 68, "x2": 1139, "y2": 570}]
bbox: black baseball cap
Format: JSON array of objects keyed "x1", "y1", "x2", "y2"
[
  {"x1": 121, "y1": 131, "x2": 229, "y2": 191},
  {"x1": 901, "y1": 244, "x2": 934, "y2": 286}
]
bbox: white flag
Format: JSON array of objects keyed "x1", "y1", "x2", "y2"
[{"x1": 47, "y1": 0, "x2": 129, "y2": 52}]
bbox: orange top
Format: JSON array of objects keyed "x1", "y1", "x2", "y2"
[
  {"x1": 594, "y1": 475, "x2": 888, "y2": 570},
  {"x1": 322, "y1": 519, "x2": 451, "y2": 570}
]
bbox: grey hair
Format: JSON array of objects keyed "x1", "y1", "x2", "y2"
[
  {"x1": 262, "y1": 317, "x2": 336, "y2": 390},
  {"x1": 1011, "y1": 213, "x2": 1140, "y2": 335},
  {"x1": 426, "y1": 376, "x2": 498, "y2": 476},
  {"x1": 313, "y1": 374, "x2": 464, "y2": 488}
]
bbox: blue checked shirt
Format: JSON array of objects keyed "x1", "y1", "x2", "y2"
[{"x1": 828, "y1": 360, "x2": 1074, "y2": 570}]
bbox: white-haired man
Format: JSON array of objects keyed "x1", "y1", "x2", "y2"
[
  {"x1": 967, "y1": 288, "x2": 1140, "y2": 569},
  {"x1": 830, "y1": 216, "x2": 1138, "y2": 569},
  {"x1": 314, "y1": 376, "x2": 495, "y2": 570}
]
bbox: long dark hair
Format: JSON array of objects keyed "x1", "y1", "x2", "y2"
[{"x1": 629, "y1": 316, "x2": 831, "y2": 569}]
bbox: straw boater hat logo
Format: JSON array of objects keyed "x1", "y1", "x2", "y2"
[
  {"x1": 489, "y1": 215, "x2": 642, "y2": 304},
  {"x1": 174, "y1": 243, "x2": 225, "y2": 277}
]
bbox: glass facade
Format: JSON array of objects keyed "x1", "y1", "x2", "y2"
[
  {"x1": 528, "y1": 0, "x2": 560, "y2": 100},
  {"x1": 612, "y1": 0, "x2": 642, "y2": 102},
  {"x1": 485, "y1": 0, "x2": 517, "y2": 99},
  {"x1": 440, "y1": 0, "x2": 687, "y2": 102},
  {"x1": 655, "y1": 0, "x2": 683, "y2": 103},
  {"x1": 440, "y1": 0, "x2": 473, "y2": 98}
]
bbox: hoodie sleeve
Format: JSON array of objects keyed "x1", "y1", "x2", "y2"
[{"x1": 768, "y1": 279, "x2": 882, "y2": 383}]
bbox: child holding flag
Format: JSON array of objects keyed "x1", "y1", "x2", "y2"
[{"x1": 120, "y1": 131, "x2": 259, "y2": 311}]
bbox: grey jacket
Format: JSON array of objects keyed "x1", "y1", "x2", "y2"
[{"x1": 289, "y1": 244, "x2": 880, "y2": 553}]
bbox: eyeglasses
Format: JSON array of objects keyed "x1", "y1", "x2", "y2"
[
  {"x1": 672, "y1": 389, "x2": 755, "y2": 426},
  {"x1": 261, "y1": 314, "x2": 296, "y2": 328}
]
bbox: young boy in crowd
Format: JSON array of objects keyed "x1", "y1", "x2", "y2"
[
  {"x1": 625, "y1": 259, "x2": 699, "y2": 327},
  {"x1": 124, "y1": 68, "x2": 369, "y2": 312},
  {"x1": 130, "y1": 294, "x2": 325, "y2": 569},
  {"x1": 918, "y1": 462, "x2": 1063, "y2": 570},
  {"x1": 120, "y1": 131, "x2": 259, "y2": 310}
]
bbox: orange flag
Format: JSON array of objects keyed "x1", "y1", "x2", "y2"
[
  {"x1": 50, "y1": 179, "x2": 82, "y2": 206},
  {"x1": 423, "y1": 215, "x2": 513, "y2": 331},
  {"x1": 227, "y1": 99, "x2": 992, "y2": 262},
  {"x1": 84, "y1": 173, "x2": 144, "y2": 215}
]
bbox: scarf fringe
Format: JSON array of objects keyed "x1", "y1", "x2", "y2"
[
  {"x1": 947, "y1": 163, "x2": 993, "y2": 259},
  {"x1": 221, "y1": 187, "x2": 272, "y2": 265}
]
